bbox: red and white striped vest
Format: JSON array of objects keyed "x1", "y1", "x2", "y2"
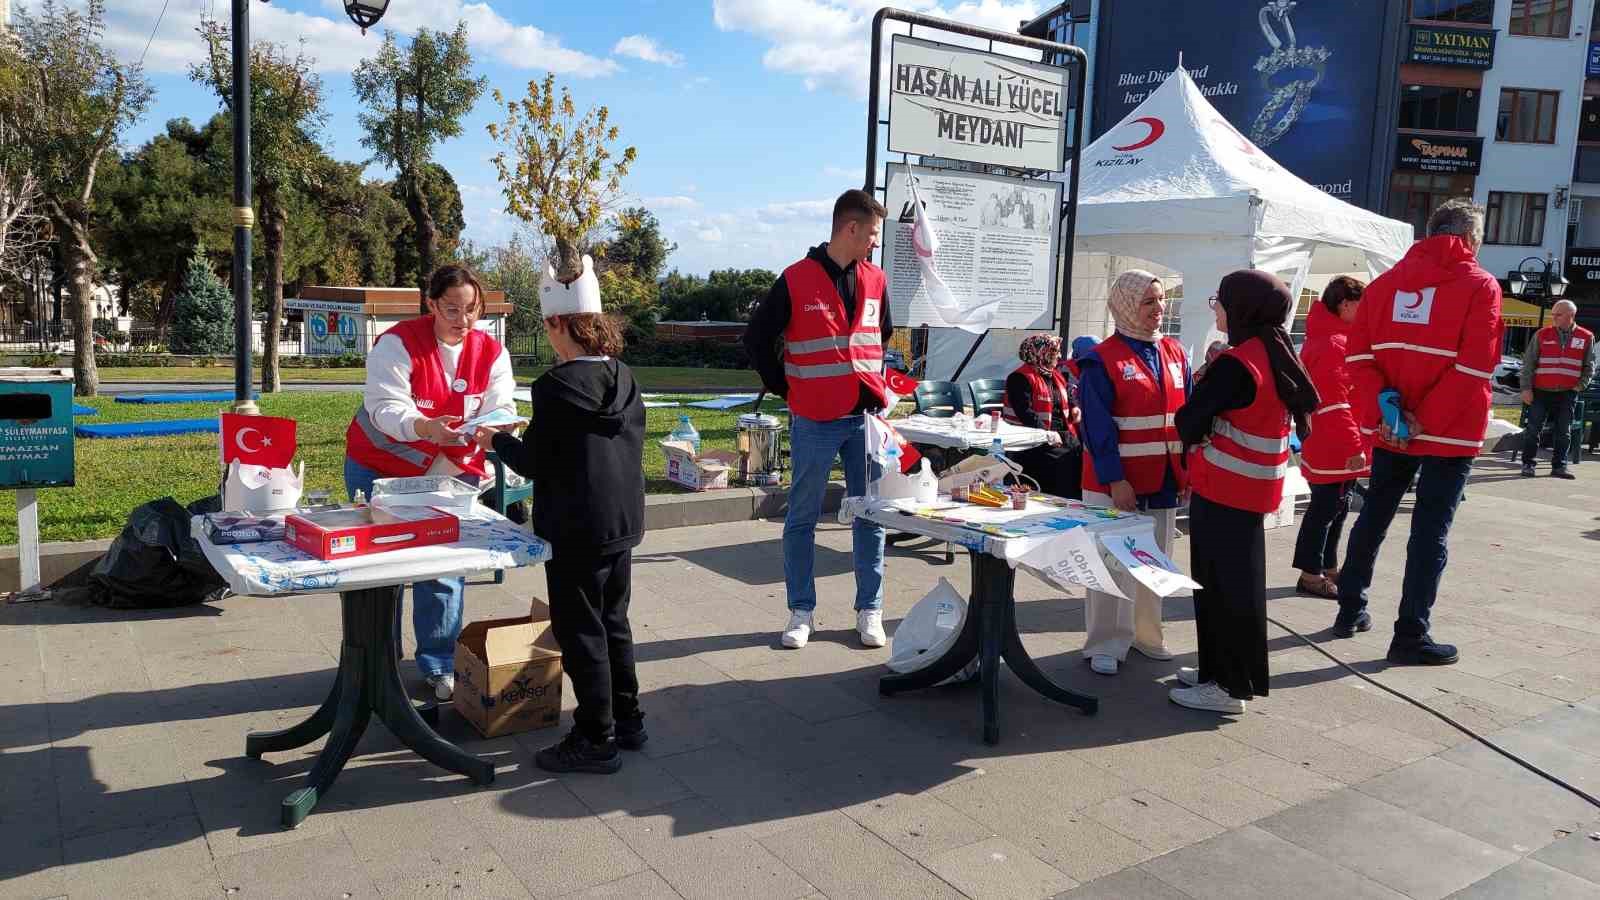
[
  {"x1": 1002, "y1": 364, "x2": 1074, "y2": 436},
  {"x1": 781, "y1": 258, "x2": 888, "y2": 421},
  {"x1": 1188, "y1": 338, "x2": 1291, "y2": 514},
  {"x1": 1082, "y1": 334, "x2": 1188, "y2": 496},
  {"x1": 1531, "y1": 325, "x2": 1593, "y2": 392}
]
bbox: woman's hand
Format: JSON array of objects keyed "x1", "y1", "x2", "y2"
[
  {"x1": 1044, "y1": 431, "x2": 1063, "y2": 447},
  {"x1": 1069, "y1": 406, "x2": 1082, "y2": 425},
  {"x1": 1345, "y1": 453, "x2": 1366, "y2": 472},
  {"x1": 415, "y1": 414, "x2": 465, "y2": 445},
  {"x1": 1109, "y1": 479, "x2": 1138, "y2": 512}
]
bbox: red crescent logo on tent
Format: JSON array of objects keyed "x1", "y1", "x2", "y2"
[
  {"x1": 1212, "y1": 118, "x2": 1257, "y2": 155},
  {"x1": 1113, "y1": 117, "x2": 1164, "y2": 152}
]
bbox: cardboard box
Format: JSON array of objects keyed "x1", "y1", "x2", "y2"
[
  {"x1": 284, "y1": 505, "x2": 459, "y2": 560},
  {"x1": 660, "y1": 440, "x2": 733, "y2": 491},
  {"x1": 453, "y1": 600, "x2": 563, "y2": 738}
]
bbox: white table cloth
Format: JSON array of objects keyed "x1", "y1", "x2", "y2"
[{"x1": 889, "y1": 415, "x2": 1052, "y2": 452}]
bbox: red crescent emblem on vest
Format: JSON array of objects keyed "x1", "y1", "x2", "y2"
[{"x1": 1113, "y1": 117, "x2": 1164, "y2": 152}]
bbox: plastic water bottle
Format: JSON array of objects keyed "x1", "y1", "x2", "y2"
[
  {"x1": 671, "y1": 414, "x2": 701, "y2": 456},
  {"x1": 988, "y1": 436, "x2": 1007, "y2": 463}
]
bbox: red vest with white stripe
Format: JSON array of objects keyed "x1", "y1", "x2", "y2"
[
  {"x1": 782, "y1": 258, "x2": 888, "y2": 421},
  {"x1": 344, "y1": 316, "x2": 500, "y2": 478},
  {"x1": 1531, "y1": 325, "x2": 1593, "y2": 392},
  {"x1": 1188, "y1": 338, "x2": 1291, "y2": 514},
  {"x1": 1081, "y1": 334, "x2": 1189, "y2": 496},
  {"x1": 1003, "y1": 364, "x2": 1074, "y2": 436}
]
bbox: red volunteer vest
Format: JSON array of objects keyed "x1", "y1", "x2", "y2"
[
  {"x1": 1188, "y1": 338, "x2": 1291, "y2": 514},
  {"x1": 1082, "y1": 334, "x2": 1189, "y2": 496},
  {"x1": 1531, "y1": 325, "x2": 1593, "y2": 392},
  {"x1": 782, "y1": 258, "x2": 888, "y2": 421},
  {"x1": 1003, "y1": 365, "x2": 1074, "y2": 437},
  {"x1": 344, "y1": 316, "x2": 501, "y2": 478}
]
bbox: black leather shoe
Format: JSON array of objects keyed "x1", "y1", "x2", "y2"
[
  {"x1": 1520, "y1": 464, "x2": 1537, "y2": 478},
  {"x1": 1331, "y1": 611, "x2": 1372, "y2": 639},
  {"x1": 536, "y1": 730, "x2": 621, "y2": 774},
  {"x1": 615, "y1": 714, "x2": 648, "y2": 751},
  {"x1": 1387, "y1": 640, "x2": 1459, "y2": 666},
  {"x1": 1552, "y1": 468, "x2": 1576, "y2": 480}
]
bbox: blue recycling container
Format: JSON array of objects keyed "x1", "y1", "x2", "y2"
[{"x1": 0, "y1": 368, "x2": 76, "y2": 488}]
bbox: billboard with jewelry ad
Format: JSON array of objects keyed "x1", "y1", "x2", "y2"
[{"x1": 1092, "y1": 0, "x2": 1393, "y2": 208}]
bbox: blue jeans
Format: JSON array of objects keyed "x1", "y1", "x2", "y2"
[
  {"x1": 783, "y1": 414, "x2": 884, "y2": 612},
  {"x1": 343, "y1": 458, "x2": 476, "y2": 677},
  {"x1": 1337, "y1": 449, "x2": 1471, "y2": 643}
]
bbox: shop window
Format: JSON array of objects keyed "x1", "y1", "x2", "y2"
[
  {"x1": 1399, "y1": 85, "x2": 1481, "y2": 132},
  {"x1": 1388, "y1": 172, "x2": 1474, "y2": 238},
  {"x1": 1497, "y1": 89, "x2": 1559, "y2": 143},
  {"x1": 1410, "y1": 0, "x2": 1494, "y2": 23},
  {"x1": 1510, "y1": 0, "x2": 1572, "y2": 37},
  {"x1": 1485, "y1": 191, "x2": 1549, "y2": 245}
]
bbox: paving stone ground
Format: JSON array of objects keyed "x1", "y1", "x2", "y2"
[{"x1": 3, "y1": 453, "x2": 1600, "y2": 899}]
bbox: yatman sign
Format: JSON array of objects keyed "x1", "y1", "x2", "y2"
[{"x1": 888, "y1": 35, "x2": 1070, "y2": 172}]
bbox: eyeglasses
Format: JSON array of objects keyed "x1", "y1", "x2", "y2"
[
  {"x1": 1207, "y1": 295, "x2": 1219, "y2": 310},
  {"x1": 435, "y1": 305, "x2": 479, "y2": 322}
]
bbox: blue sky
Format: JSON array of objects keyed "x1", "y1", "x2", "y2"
[{"x1": 94, "y1": 0, "x2": 1046, "y2": 277}]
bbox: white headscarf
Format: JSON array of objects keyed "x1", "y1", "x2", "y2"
[{"x1": 1108, "y1": 269, "x2": 1161, "y2": 342}]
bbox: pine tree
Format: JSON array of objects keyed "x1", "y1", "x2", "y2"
[{"x1": 169, "y1": 245, "x2": 234, "y2": 355}]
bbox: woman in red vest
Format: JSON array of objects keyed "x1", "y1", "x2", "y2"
[
  {"x1": 1173, "y1": 271, "x2": 1319, "y2": 714},
  {"x1": 1076, "y1": 270, "x2": 1191, "y2": 676},
  {"x1": 1004, "y1": 334, "x2": 1082, "y2": 499},
  {"x1": 343, "y1": 265, "x2": 518, "y2": 701}
]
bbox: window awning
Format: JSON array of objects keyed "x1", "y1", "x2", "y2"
[{"x1": 1500, "y1": 298, "x2": 1546, "y2": 328}]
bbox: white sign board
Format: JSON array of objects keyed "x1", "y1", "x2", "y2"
[
  {"x1": 881, "y1": 163, "x2": 1060, "y2": 331},
  {"x1": 286, "y1": 298, "x2": 364, "y2": 314},
  {"x1": 888, "y1": 35, "x2": 1070, "y2": 172}
]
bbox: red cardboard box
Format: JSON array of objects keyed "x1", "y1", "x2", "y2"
[{"x1": 284, "y1": 505, "x2": 459, "y2": 560}]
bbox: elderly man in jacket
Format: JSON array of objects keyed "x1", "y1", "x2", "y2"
[
  {"x1": 1332, "y1": 199, "x2": 1502, "y2": 666},
  {"x1": 1519, "y1": 299, "x2": 1596, "y2": 479}
]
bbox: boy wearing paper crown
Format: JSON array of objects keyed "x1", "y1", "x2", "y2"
[{"x1": 474, "y1": 255, "x2": 647, "y2": 775}]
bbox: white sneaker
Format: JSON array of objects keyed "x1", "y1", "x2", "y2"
[
  {"x1": 1090, "y1": 654, "x2": 1119, "y2": 675},
  {"x1": 1133, "y1": 642, "x2": 1174, "y2": 661},
  {"x1": 1176, "y1": 666, "x2": 1201, "y2": 687},
  {"x1": 427, "y1": 674, "x2": 455, "y2": 702},
  {"x1": 857, "y1": 610, "x2": 887, "y2": 648},
  {"x1": 1169, "y1": 682, "x2": 1244, "y2": 714},
  {"x1": 782, "y1": 610, "x2": 814, "y2": 649}
]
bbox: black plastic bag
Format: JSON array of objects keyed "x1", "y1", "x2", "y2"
[{"x1": 87, "y1": 496, "x2": 228, "y2": 609}]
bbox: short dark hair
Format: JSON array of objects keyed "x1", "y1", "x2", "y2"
[
  {"x1": 546, "y1": 313, "x2": 625, "y2": 358},
  {"x1": 1320, "y1": 275, "x2": 1366, "y2": 315},
  {"x1": 832, "y1": 189, "x2": 886, "y2": 233},
  {"x1": 426, "y1": 264, "x2": 485, "y2": 312}
]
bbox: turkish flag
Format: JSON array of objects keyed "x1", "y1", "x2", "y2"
[
  {"x1": 221, "y1": 413, "x2": 297, "y2": 468},
  {"x1": 885, "y1": 368, "x2": 919, "y2": 398}
]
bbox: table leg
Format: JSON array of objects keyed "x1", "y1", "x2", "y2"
[
  {"x1": 374, "y1": 635, "x2": 494, "y2": 787},
  {"x1": 976, "y1": 552, "x2": 1099, "y2": 717},
  {"x1": 281, "y1": 645, "x2": 369, "y2": 829},
  {"x1": 246, "y1": 671, "x2": 341, "y2": 759},
  {"x1": 978, "y1": 576, "x2": 1004, "y2": 745},
  {"x1": 878, "y1": 600, "x2": 981, "y2": 695}
]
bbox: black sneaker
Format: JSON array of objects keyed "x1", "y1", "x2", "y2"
[
  {"x1": 1552, "y1": 468, "x2": 1576, "y2": 480},
  {"x1": 535, "y1": 730, "x2": 621, "y2": 774},
  {"x1": 1387, "y1": 639, "x2": 1459, "y2": 666},
  {"x1": 615, "y1": 714, "x2": 648, "y2": 751},
  {"x1": 1520, "y1": 464, "x2": 1537, "y2": 478},
  {"x1": 1331, "y1": 611, "x2": 1372, "y2": 639}
]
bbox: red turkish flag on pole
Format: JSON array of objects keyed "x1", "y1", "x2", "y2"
[{"x1": 220, "y1": 413, "x2": 297, "y2": 468}]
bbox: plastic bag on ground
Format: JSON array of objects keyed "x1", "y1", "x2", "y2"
[
  {"x1": 85, "y1": 496, "x2": 229, "y2": 609},
  {"x1": 888, "y1": 577, "x2": 978, "y2": 686}
]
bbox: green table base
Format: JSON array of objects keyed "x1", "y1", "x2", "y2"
[{"x1": 245, "y1": 584, "x2": 495, "y2": 829}]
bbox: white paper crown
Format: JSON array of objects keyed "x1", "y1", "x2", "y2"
[{"x1": 539, "y1": 254, "x2": 602, "y2": 317}]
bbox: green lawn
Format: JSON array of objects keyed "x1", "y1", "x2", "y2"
[
  {"x1": 3, "y1": 390, "x2": 780, "y2": 544},
  {"x1": 90, "y1": 366, "x2": 762, "y2": 390}
]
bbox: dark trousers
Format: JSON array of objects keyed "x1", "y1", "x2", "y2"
[
  {"x1": 1013, "y1": 443, "x2": 1083, "y2": 499},
  {"x1": 1189, "y1": 494, "x2": 1269, "y2": 700},
  {"x1": 1521, "y1": 389, "x2": 1578, "y2": 469},
  {"x1": 545, "y1": 548, "x2": 641, "y2": 743},
  {"x1": 1337, "y1": 449, "x2": 1471, "y2": 643},
  {"x1": 1291, "y1": 480, "x2": 1354, "y2": 573}
]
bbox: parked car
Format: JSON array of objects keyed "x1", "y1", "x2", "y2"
[{"x1": 1493, "y1": 355, "x2": 1521, "y2": 393}]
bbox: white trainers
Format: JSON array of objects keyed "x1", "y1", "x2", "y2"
[
  {"x1": 857, "y1": 610, "x2": 887, "y2": 648},
  {"x1": 427, "y1": 673, "x2": 455, "y2": 701},
  {"x1": 1169, "y1": 682, "x2": 1244, "y2": 714},
  {"x1": 1176, "y1": 666, "x2": 1201, "y2": 687},
  {"x1": 1090, "y1": 654, "x2": 1119, "y2": 675},
  {"x1": 1133, "y1": 642, "x2": 1174, "y2": 661},
  {"x1": 782, "y1": 610, "x2": 814, "y2": 649}
]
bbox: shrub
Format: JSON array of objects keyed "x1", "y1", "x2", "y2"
[{"x1": 169, "y1": 245, "x2": 234, "y2": 355}]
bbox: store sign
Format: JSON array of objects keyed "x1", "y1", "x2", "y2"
[
  {"x1": 1394, "y1": 133, "x2": 1482, "y2": 175},
  {"x1": 1566, "y1": 248, "x2": 1600, "y2": 284},
  {"x1": 888, "y1": 35, "x2": 1071, "y2": 172},
  {"x1": 1407, "y1": 25, "x2": 1496, "y2": 68},
  {"x1": 1589, "y1": 41, "x2": 1600, "y2": 78}
]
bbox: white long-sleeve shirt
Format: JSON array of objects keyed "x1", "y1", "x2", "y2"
[{"x1": 363, "y1": 330, "x2": 517, "y2": 476}]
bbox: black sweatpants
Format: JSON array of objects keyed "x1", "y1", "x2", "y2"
[
  {"x1": 545, "y1": 548, "x2": 641, "y2": 743},
  {"x1": 1012, "y1": 444, "x2": 1083, "y2": 499},
  {"x1": 1189, "y1": 494, "x2": 1269, "y2": 700}
]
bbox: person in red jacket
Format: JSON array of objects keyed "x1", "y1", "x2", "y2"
[
  {"x1": 1332, "y1": 199, "x2": 1502, "y2": 666},
  {"x1": 1291, "y1": 276, "x2": 1369, "y2": 598}
]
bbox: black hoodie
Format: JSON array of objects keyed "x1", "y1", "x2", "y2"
[{"x1": 492, "y1": 358, "x2": 645, "y2": 557}]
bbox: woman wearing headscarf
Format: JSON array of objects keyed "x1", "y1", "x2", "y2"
[
  {"x1": 1003, "y1": 334, "x2": 1082, "y2": 499},
  {"x1": 1076, "y1": 270, "x2": 1191, "y2": 676},
  {"x1": 1171, "y1": 270, "x2": 1319, "y2": 714}
]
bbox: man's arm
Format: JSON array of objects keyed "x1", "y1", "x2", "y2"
[
  {"x1": 1344, "y1": 281, "x2": 1385, "y2": 433},
  {"x1": 742, "y1": 275, "x2": 791, "y2": 398},
  {"x1": 1580, "y1": 334, "x2": 1597, "y2": 393},
  {"x1": 1415, "y1": 279, "x2": 1502, "y2": 440}
]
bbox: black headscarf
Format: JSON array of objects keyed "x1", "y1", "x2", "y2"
[{"x1": 1217, "y1": 269, "x2": 1319, "y2": 440}]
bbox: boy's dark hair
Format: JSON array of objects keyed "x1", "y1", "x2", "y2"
[
  {"x1": 426, "y1": 264, "x2": 485, "y2": 311},
  {"x1": 832, "y1": 189, "x2": 886, "y2": 233},
  {"x1": 548, "y1": 313, "x2": 625, "y2": 358},
  {"x1": 1320, "y1": 275, "x2": 1366, "y2": 315}
]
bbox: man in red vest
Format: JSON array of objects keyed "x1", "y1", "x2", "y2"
[
  {"x1": 1519, "y1": 299, "x2": 1595, "y2": 479},
  {"x1": 344, "y1": 265, "x2": 517, "y2": 700},
  {"x1": 743, "y1": 190, "x2": 894, "y2": 651}
]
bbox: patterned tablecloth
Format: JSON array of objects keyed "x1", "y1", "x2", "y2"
[
  {"x1": 888, "y1": 415, "x2": 1051, "y2": 451},
  {"x1": 193, "y1": 507, "x2": 551, "y2": 597}
]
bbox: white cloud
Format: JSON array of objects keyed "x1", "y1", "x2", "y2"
[
  {"x1": 612, "y1": 34, "x2": 684, "y2": 67},
  {"x1": 821, "y1": 164, "x2": 860, "y2": 180},
  {"x1": 682, "y1": 75, "x2": 713, "y2": 91},
  {"x1": 325, "y1": 1, "x2": 619, "y2": 77},
  {"x1": 642, "y1": 195, "x2": 701, "y2": 211},
  {"x1": 696, "y1": 226, "x2": 725, "y2": 243}
]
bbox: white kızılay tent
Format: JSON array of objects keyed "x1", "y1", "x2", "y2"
[{"x1": 926, "y1": 65, "x2": 1415, "y2": 380}]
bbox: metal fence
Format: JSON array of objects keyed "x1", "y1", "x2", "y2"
[{"x1": 0, "y1": 322, "x2": 302, "y2": 357}]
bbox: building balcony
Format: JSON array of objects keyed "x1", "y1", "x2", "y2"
[{"x1": 1575, "y1": 145, "x2": 1600, "y2": 186}]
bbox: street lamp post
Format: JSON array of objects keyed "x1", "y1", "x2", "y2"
[
  {"x1": 229, "y1": 0, "x2": 391, "y2": 413},
  {"x1": 1506, "y1": 255, "x2": 1570, "y2": 331}
]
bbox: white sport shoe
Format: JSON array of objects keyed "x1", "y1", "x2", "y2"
[
  {"x1": 782, "y1": 610, "x2": 814, "y2": 649},
  {"x1": 1176, "y1": 666, "x2": 1201, "y2": 687},
  {"x1": 427, "y1": 673, "x2": 455, "y2": 702},
  {"x1": 857, "y1": 610, "x2": 887, "y2": 648},
  {"x1": 1169, "y1": 682, "x2": 1244, "y2": 714},
  {"x1": 1090, "y1": 654, "x2": 1119, "y2": 675},
  {"x1": 1133, "y1": 642, "x2": 1174, "y2": 661}
]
